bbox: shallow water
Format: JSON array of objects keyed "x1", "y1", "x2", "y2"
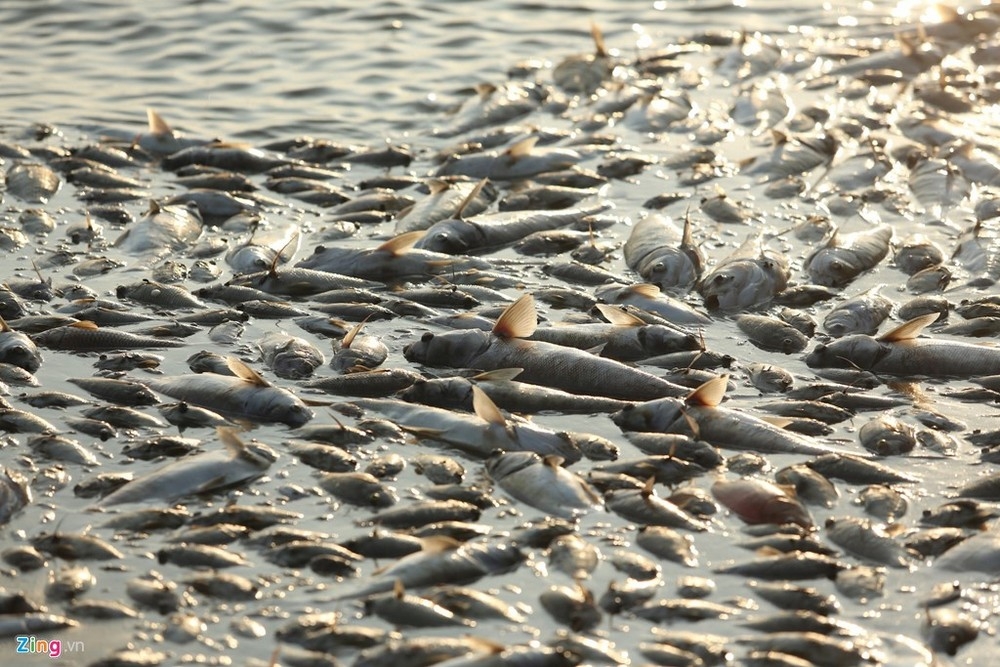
[{"x1": 2, "y1": 0, "x2": 1000, "y2": 666}]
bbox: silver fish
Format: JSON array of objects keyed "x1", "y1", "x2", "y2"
[
  {"x1": 257, "y1": 331, "x2": 325, "y2": 379},
  {"x1": 806, "y1": 312, "x2": 1000, "y2": 378},
  {"x1": 699, "y1": 234, "x2": 789, "y2": 311},
  {"x1": 0, "y1": 319, "x2": 41, "y2": 372},
  {"x1": 394, "y1": 178, "x2": 498, "y2": 235},
  {"x1": 613, "y1": 375, "x2": 843, "y2": 457},
  {"x1": 436, "y1": 136, "x2": 583, "y2": 181},
  {"x1": 485, "y1": 451, "x2": 601, "y2": 519},
  {"x1": 98, "y1": 428, "x2": 276, "y2": 506},
  {"x1": 113, "y1": 200, "x2": 203, "y2": 256},
  {"x1": 403, "y1": 295, "x2": 690, "y2": 401},
  {"x1": 623, "y1": 213, "x2": 702, "y2": 294},
  {"x1": 804, "y1": 225, "x2": 892, "y2": 287},
  {"x1": 144, "y1": 357, "x2": 313, "y2": 426}
]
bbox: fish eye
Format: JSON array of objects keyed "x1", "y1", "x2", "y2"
[
  {"x1": 421, "y1": 332, "x2": 434, "y2": 342},
  {"x1": 713, "y1": 274, "x2": 727, "y2": 284}
]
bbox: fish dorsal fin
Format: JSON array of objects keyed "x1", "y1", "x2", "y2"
[
  {"x1": 0, "y1": 316, "x2": 8, "y2": 333},
  {"x1": 506, "y1": 136, "x2": 539, "y2": 159},
  {"x1": 217, "y1": 427, "x2": 246, "y2": 457},
  {"x1": 770, "y1": 129, "x2": 788, "y2": 146},
  {"x1": 595, "y1": 303, "x2": 645, "y2": 327},
  {"x1": 426, "y1": 178, "x2": 451, "y2": 195},
  {"x1": 878, "y1": 313, "x2": 939, "y2": 342},
  {"x1": 543, "y1": 454, "x2": 565, "y2": 469},
  {"x1": 472, "y1": 368, "x2": 523, "y2": 382},
  {"x1": 686, "y1": 374, "x2": 728, "y2": 407},
  {"x1": 455, "y1": 178, "x2": 489, "y2": 219},
  {"x1": 377, "y1": 231, "x2": 425, "y2": 256},
  {"x1": 590, "y1": 21, "x2": 608, "y2": 57},
  {"x1": 641, "y1": 476, "x2": 656, "y2": 497},
  {"x1": 420, "y1": 535, "x2": 463, "y2": 554},
  {"x1": 474, "y1": 83, "x2": 497, "y2": 99},
  {"x1": 226, "y1": 357, "x2": 270, "y2": 386},
  {"x1": 630, "y1": 283, "x2": 661, "y2": 298},
  {"x1": 146, "y1": 108, "x2": 172, "y2": 136},
  {"x1": 393, "y1": 579, "x2": 405, "y2": 598},
  {"x1": 472, "y1": 385, "x2": 506, "y2": 426},
  {"x1": 147, "y1": 199, "x2": 161, "y2": 216},
  {"x1": 70, "y1": 320, "x2": 99, "y2": 330},
  {"x1": 341, "y1": 319, "x2": 368, "y2": 349},
  {"x1": 492, "y1": 294, "x2": 537, "y2": 338},
  {"x1": 277, "y1": 230, "x2": 302, "y2": 264}
]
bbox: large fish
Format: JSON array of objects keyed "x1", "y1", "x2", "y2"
[
  {"x1": 805, "y1": 312, "x2": 1000, "y2": 378},
  {"x1": 143, "y1": 357, "x2": 314, "y2": 427},
  {"x1": 804, "y1": 225, "x2": 892, "y2": 288},
  {"x1": 113, "y1": 200, "x2": 203, "y2": 256},
  {"x1": 612, "y1": 375, "x2": 844, "y2": 457},
  {"x1": 403, "y1": 295, "x2": 690, "y2": 401}
]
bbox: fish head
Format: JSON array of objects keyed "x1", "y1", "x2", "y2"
[
  {"x1": 699, "y1": 257, "x2": 785, "y2": 311},
  {"x1": 403, "y1": 330, "x2": 489, "y2": 367},
  {"x1": 417, "y1": 220, "x2": 478, "y2": 255},
  {"x1": 645, "y1": 249, "x2": 699, "y2": 291},
  {"x1": 806, "y1": 248, "x2": 862, "y2": 287},
  {"x1": 0, "y1": 333, "x2": 41, "y2": 373},
  {"x1": 804, "y1": 334, "x2": 888, "y2": 371},
  {"x1": 611, "y1": 398, "x2": 686, "y2": 432},
  {"x1": 295, "y1": 244, "x2": 352, "y2": 271}
]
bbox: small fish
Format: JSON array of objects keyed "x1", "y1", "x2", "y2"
[
  {"x1": 805, "y1": 225, "x2": 893, "y2": 287},
  {"x1": 257, "y1": 331, "x2": 325, "y2": 379},
  {"x1": 699, "y1": 234, "x2": 789, "y2": 311},
  {"x1": 623, "y1": 213, "x2": 702, "y2": 293},
  {"x1": 113, "y1": 200, "x2": 203, "y2": 256}
]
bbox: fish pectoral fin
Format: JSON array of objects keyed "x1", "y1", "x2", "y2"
[
  {"x1": 217, "y1": 427, "x2": 247, "y2": 457},
  {"x1": 878, "y1": 312, "x2": 939, "y2": 342},
  {"x1": 472, "y1": 385, "x2": 506, "y2": 426},
  {"x1": 492, "y1": 294, "x2": 537, "y2": 338},
  {"x1": 760, "y1": 416, "x2": 794, "y2": 429},
  {"x1": 685, "y1": 374, "x2": 729, "y2": 407}
]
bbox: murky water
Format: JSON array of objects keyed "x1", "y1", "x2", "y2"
[{"x1": 2, "y1": 0, "x2": 1000, "y2": 665}]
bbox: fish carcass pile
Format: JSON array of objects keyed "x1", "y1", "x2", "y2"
[{"x1": 5, "y1": 7, "x2": 1000, "y2": 667}]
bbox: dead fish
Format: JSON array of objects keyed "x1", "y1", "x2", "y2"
[
  {"x1": 595, "y1": 283, "x2": 711, "y2": 326},
  {"x1": 635, "y1": 525, "x2": 698, "y2": 567},
  {"x1": 712, "y1": 478, "x2": 813, "y2": 528},
  {"x1": 354, "y1": 387, "x2": 580, "y2": 463},
  {"x1": 824, "y1": 517, "x2": 912, "y2": 568},
  {"x1": 540, "y1": 582, "x2": 602, "y2": 632},
  {"x1": 804, "y1": 225, "x2": 892, "y2": 287},
  {"x1": 31, "y1": 321, "x2": 187, "y2": 351},
  {"x1": 806, "y1": 453, "x2": 919, "y2": 485},
  {"x1": 613, "y1": 375, "x2": 843, "y2": 457},
  {"x1": 623, "y1": 213, "x2": 702, "y2": 293},
  {"x1": 605, "y1": 477, "x2": 710, "y2": 532},
  {"x1": 364, "y1": 580, "x2": 476, "y2": 629},
  {"x1": 436, "y1": 136, "x2": 583, "y2": 181},
  {"x1": 226, "y1": 223, "x2": 300, "y2": 273},
  {"x1": 157, "y1": 401, "x2": 231, "y2": 431},
  {"x1": 807, "y1": 312, "x2": 1000, "y2": 378},
  {"x1": 257, "y1": 331, "x2": 325, "y2": 379},
  {"x1": 737, "y1": 314, "x2": 809, "y2": 354},
  {"x1": 144, "y1": 357, "x2": 313, "y2": 426},
  {"x1": 0, "y1": 468, "x2": 30, "y2": 527},
  {"x1": 394, "y1": 178, "x2": 498, "y2": 235},
  {"x1": 337, "y1": 538, "x2": 524, "y2": 599},
  {"x1": 296, "y1": 231, "x2": 492, "y2": 281},
  {"x1": 416, "y1": 202, "x2": 609, "y2": 255},
  {"x1": 319, "y1": 472, "x2": 398, "y2": 508},
  {"x1": 486, "y1": 451, "x2": 601, "y2": 519},
  {"x1": 0, "y1": 318, "x2": 42, "y2": 372},
  {"x1": 747, "y1": 363, "x2": 794, "y2": 393},
  {"x1": 822, "y1": 287, "x2": 892, "y2": 337},
  {"x1": 5, "y1": 162, "x2": 61, "y2": 203},
  {"x1": 699, "y1": 234, "x2": 789, "y2": 311},
  {"x1": 330, "y1": 321, "x2": 388, "y2": 372},
  {"x1": 399, "y1": 369, "x2": 631, "y2": 414},
  {"x1": 98, "y1": 428, "x2": 276, "y2": 506},
  {"x1": 858, "y1": 415, "x2": 916, "y2": 456},
  {"x1": 404, "y1": 295, "x2": 689, "y2": 401},
  {"x1": 113, "y1": 200, "x2": 203, "y2": 256}
]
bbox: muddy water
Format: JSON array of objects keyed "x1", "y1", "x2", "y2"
[{"x1": 2, "y1": 1, "x2": 1000, "y2": 666}]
